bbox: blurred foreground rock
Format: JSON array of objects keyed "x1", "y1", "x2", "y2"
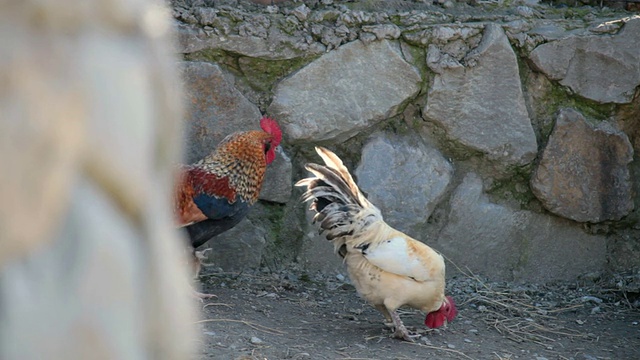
[{"x1": 0, "y1": 0, "x2": 196, "y2": 359}]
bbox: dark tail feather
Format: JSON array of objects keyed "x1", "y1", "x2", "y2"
[{"x1": 296, "y1": 148, "x2": 373, "y2": 243}]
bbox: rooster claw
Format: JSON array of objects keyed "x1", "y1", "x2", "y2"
[
  {"x1": 192, "y1": 289, "x2": 217, "y2": 302},
  {"x1": 393, "y1": 328, "x2": 420, "y2": 342}
]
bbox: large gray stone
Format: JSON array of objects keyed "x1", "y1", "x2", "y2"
[
  {"x1": 268, "y1": 39, "x2": 422, "y2": 143},
  {"x1": 531, "y1": 109, "x2": 634, "y2": 223},
  {"x1": 423, "y1": 23, "x2": 537, "y2": 167},
  {"x1": 260, "y1": 146, "x2": 293, "y2": 204},
  {"x1": 200, "y1": 218, "x2": 266, "y2": 271},
  {"x1": 354, "y1": 133, "x2": 453, "y2": 235},
  {"x1": 179, "y1": 61, "x2": 262, "y2": 163},
  {"x1": 437, "y1": 173, "x2": 607, "y2": 282},
  {"x1": 299, "y1": 211, "x2": 347, "y2": 276},
  {"x1": 529, "y1": 17, "x2": 640, "y2": 104}
]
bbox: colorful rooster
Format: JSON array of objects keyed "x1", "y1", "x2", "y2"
[{"x1": 174, "y1": 116, "x2": 282, "y2": 298}]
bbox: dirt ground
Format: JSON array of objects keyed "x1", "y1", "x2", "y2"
[{"x1": 192, "y1": 266, "x2": 639, "y2": 360}]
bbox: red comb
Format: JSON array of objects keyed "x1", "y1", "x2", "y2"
[{"x1": 260, "y1": 116, "x2": 282, "y2": 146}]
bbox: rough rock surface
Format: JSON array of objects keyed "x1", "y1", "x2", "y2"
[
  {"x1": 437, "y1": 173, "x2": 607, "y2": 282},
  {"x1": 175, "y1": 22, "x2": 326, "y2": 60},
  {"x1": 423, "y1": 23, "x2": 537, "y2": 167},
  {"x1": 260, "y1": 146, "x2": 293, "y2": 204},
  {"x1": 531, "y1": 108, "x2": 634, "y2": 223},
  {"x1": 268, "y1": 39, "x2": 421, "y2": 143},
  {"x1": 179, "y1": 61, "x2": 262, "y2": 163},
  {"x1": 201, "y1": 218, "x2": 267, "y2": 271},
  {"x1": 354, "y1": 133, "x2": 453, "y2": 234},
  {"x1": 299, "y1": 210, "x2": 346, "y2": 275},
  {"x1": 529, "y1": 17, "x2": 640, "y2": 104}
]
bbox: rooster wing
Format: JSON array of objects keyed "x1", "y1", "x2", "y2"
[{"x1": 356, "y1": 236, "x2": 441, "y2": 282}]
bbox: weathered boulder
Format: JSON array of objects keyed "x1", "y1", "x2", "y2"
[
  {"x1": 423, "y1": 23, "x2": 537, "y2": 167},
  {"x1": 260, "y1": 146, "x2": 293, "y2": 204},
  {"x1": 179, "y1": 61, "x2": 262, "y2": 163},
  {"x1": 268, "y1": 39, "x2": 421, "y2": 143},
  {"x1": 201, "y1": 218, "x2": 267, "y2": 271},
  {"x1": 299, "y1": 215, "x2": 347, "y2": 276},
  {"x1": 437, "y1": 173, "x2": 607, "y2": 282},
  {"x1": 529, "y1": 16, "x2": 640, "y2": 104},
  {"x1": 531, "y1": 108, "x2": 634, "y2": 223},
  {"x1": 354, "y1": 133, "x2": 453, "y2": 234}
]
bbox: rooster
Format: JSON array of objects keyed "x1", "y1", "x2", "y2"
[
  {"x1": 296, "y1": 147, "x2": 457, "y2": 341},
  {"x1": 174, "y1": 116, "x2": 282, "y2": 298}
]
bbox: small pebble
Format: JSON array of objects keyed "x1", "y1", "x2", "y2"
[
  {"x1": 580, "y1": 296, "x2": 603, "y2": 304},
  {"x1": 515, "y1": 6, "x2": 534, "y2": 18},
  {"x1": 250, "y1": 336, "x2": 263, "y2": 345}
]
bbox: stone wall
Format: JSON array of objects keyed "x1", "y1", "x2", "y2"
[{"x1": 172, "y1": 0, "x2": 640, "y2": 282}]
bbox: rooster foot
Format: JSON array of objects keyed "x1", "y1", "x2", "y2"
[
  {"x1": 389, "y1": 309, "x2": 419, "y2": 342},
  {"x1": 191, "y1": 289, "x2": 217, "y2": 302},
  {"x1": 392, "y1": 327, "x2": 420, "y2": 342}
]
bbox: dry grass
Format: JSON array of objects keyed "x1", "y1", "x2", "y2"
[{"x1": 459, "y1": 269, "x2": 589, "y2": 345}]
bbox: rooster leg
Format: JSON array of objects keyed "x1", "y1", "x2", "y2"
[
  {"x1": 389, "y1": 309, "x2": 419, "y2": 342},
  {"x1": 375, "y1": 305, "x2": 394, "y2": 328},
  {"x1": 192, "y1": 249, "x2": 215, "y2": 279},
  {"x1": 195, "y1": 248, "x2": 215, "y2": 266},
  {"x1": 190, "y1": 250, "x2": 217, "y2": 300}
]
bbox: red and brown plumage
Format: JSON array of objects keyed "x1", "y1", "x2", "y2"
[{"x1": 174, "y1": 117, "x2": 282, "y2": 298}]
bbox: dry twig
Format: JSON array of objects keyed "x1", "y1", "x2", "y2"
[
  {"x1": 196, "y1": 318, "x2": 286, "y2": 335},
  {"x1": 404, "y1": 341, "x2": 477, "y2": 360}
]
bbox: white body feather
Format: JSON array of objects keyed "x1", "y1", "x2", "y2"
[{"x1": 360, "y1": 236, "x2": 441, "y2": 282}]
